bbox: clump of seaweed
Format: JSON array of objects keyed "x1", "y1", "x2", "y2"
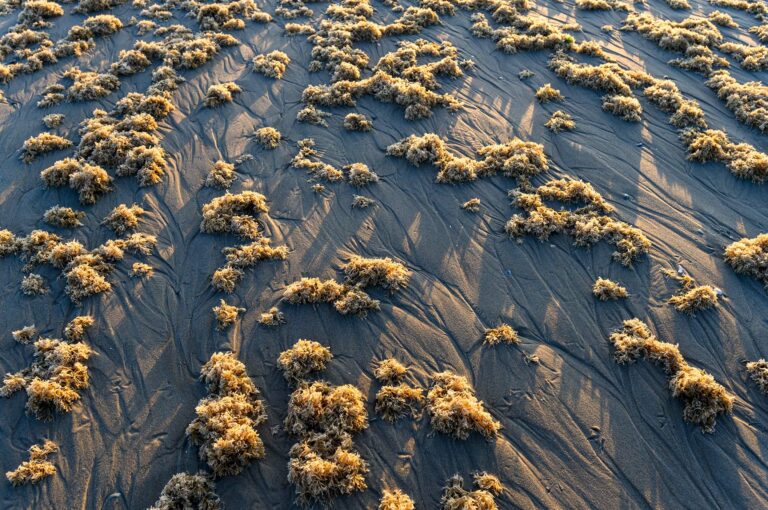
[
  {"x1": 130, "y1": 262, "x2": 153, "y2": 277},
  {"x1": 292, "y1": 139, "x2": 343, "y2": 181},
  {"x1": 746, "y1": 359, "x2": 768, "y2": 394},
  {"x1": 258, "y1": 306, "x2": 285, "y2": 326},
  {"x1": 297, "y1": 104, "x2": 331, "y2": 126},
  {"x1": 43, "y1": 206, "x2": 85, "y2": 228},
  {"x1": 506, "y1": 179, "x2": 650, "y2": 266},
  {"x1": 12, "y1": 326, "x2": 37, "y2": 344},
  {"x1": 21, "y1": 133, "x2": 72, "y2": 163},
  {"x1": 62, "y1": 68, "x2": 120, "y2": 102},
  {"x1": 5, "y1": 440, "x2": 58, "y2": 486},
  {"x1": 592, "y1": 277, "x2": 628, "y2": 300},
  {"x1": 426, "y1": 371, "x2": 500, "y2": 440},
  {"x1": 719, "y1": 42, "x2": 768, "y2": 71},
  {"x1": 681, "y1": 128, "x2": 768, "y2": 182},
  {"x1": 203, "y1": 82, "x2": 241, "y2": 107},
  {"x1": 212, "y1": 299, "x2": 244, "y2": 330},
  {"x1": 21, "y1": 273, "x2": 48, "y2": 295},
  {"x1": 374, "y1": 359, "x2": 422, "y2": 421},
  {"x1": 149, "y1": 473, "x2": 222, "y2": 510},
  {"x1": 709, "y1": 10, "x2": 737, "y2": 27},
  {"x1": 1, "y1": 323, "x2": 93, "y2": 420},
  {"x1": 663, "y1": 267, "x2": 719, "y2": 314},
  {"x1": 101, "y1": 204, "x2": 145, "y2": 236},
  {"x1": 379, "y1": 489, "x2": 415, "y2": 510},
  {"x1": 461, "y1": 197, "x2": 481, "y2": 212},
  {"x1": 186, "y1": 352, "x2": 267, "y2": 476},
  {"x1": 535, "y1": 83, "x2": 564, "y2": 103},
  {"x1": 343, "y1": 113, "x2": 373, "y2": 131},
  {"x1": 345, "y1": 163, "x2": 379, "y2": 187},
  {"x1": 352, "y1": 195, "x2": 374, "y2": 208},
  {"x1": 387, "y1": 133, "x2": 548, "y2": 185},
  {"x1": 205, "y1": 160, "x2": 237, "y2": 189},
  {"x1": 285, "y1": 378, "x2": 369, "y2": 505},
  {"x1": 42, "y1": 113, "x2": 64, "y2": 128},
  {"x1": 705, "y1": 70, "x2": 768, "y2": 132},
  {"x1": 609, "y1": 318, "x2": 734, "y2": 432},
  {"x1": 200, "y1": 191, "x2": 269, "y2": 239},
  {"x1": 545, "y1": 110, "x2": 574, "y2": 132},
  {"x1": 440, "y1": 474, "x2": 501, "y2": 509},
  {"x1": 41, "y1": 158, "x2": 113, "y2": 205},
  {"x1": 278, "y1": 339, "x2": 333, "y2": 383},
  {"x1": 342, "y1": 255, "x2": 410, "y2": 293},
  {"x1": 252, "y1": 50, "x2": 290, "y2": 78},
  {"x1": 484, "y1": 324, "x2": 519, "y2": 345},
  {"x1": 602, "y1": 94, "x2": 642, "y2": 122},
  {"x1": 64, "y1": 315, "x2": 94, "y2": 342},
  {"x1": 282, "y1": 257, "x2": 409, "y2": 316},
  {"x1": 724, "y1": 233, "x2": 768, "y2": 286},
  {"x1": 255, "y1": 127, "x2": 281, "y2": 149},
  {"x1": 212, "y1": 238, "x2": 288, "y2": 292}
]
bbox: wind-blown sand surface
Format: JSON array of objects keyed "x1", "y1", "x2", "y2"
[{"x1": 0, "y1": 0, "x2": 767, "y2": 506}]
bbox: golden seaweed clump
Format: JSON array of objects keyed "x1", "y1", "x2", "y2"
[
  {"x1": 282, "y1": 277, "x2": 346, "y2": 304},
  {"x1": 535, "y1": 83, "x2": 564, "y2": 103},
  {"x1": 506, "y1": 179, "x2": 650, "y2": 267},
  {"x1": 374, "y1": 358, "x2": 407, "y2": 384},
  {"x1": 43, "y1": 206, "x2": 85, "y2": 228},
  {"x1": 6, "y1": 440, "x2": 58, "y2": 486},
  {"x1": 664, "y1": 271, "x2": 719, "y2": 314},
  {"x1": 12, "y1": 325, "x2": 37, "y2": 344},
  {"x1": 375, "y1": 383, "x2": 423, "y2": 422},
  {"x1": 42, "y1": 113, "x2": 64, "y2": 128},
  {"x1": 200, "y1": 191, "x2": 269, "y2": 239},
  {"x1": 285, "y1": 379, "x2": 369, "y2": 504},
  {"x1": 285, "y1": 380, "x2": 368, "y2": 437},
  {"x1": 343, "y1": 113, "x2": 373, "y2": 132},
  {"x1": 64, "y1": 315, "x2": 94, "y2": 342},
  {"x1": 149, "y1": 473, "x2": 222, "y2": 510},
  {"x1": 426, "y1": 371, "x2": 500, "y2": 440},
  {"x1": 212, "y1": 238, "x2": 288, "y2": 292},
  {"x1": 1, "y1": 335, "x2": 93, "y2": 420},
  {"x1": 387, "y1": 133, "x2": 548, "y2": 184},
  {"x1": 41, "y1": 158, "x2": 113, "y2": 205},
  {"x1": 609, "y1": 318, "x2": 733, "y2": 432},
  {"x1": 440, "y1": 474, "x2": 500, "y2": 510},
  {"x1": 380, "y1": 489, "x2": 415, "y2": 510},
  {"x1": 252, "y1": 50, "x2": 290, "y2": 78},
  {"x1": 203, "y1": 82, "x2": 241, "y2": 107},
  {"x1": 545, "y1": 110, "x2": 574, "y2": 132},
  {"x1": 352, "y1": 195, "x2": 375, "y2": 209},
  {"x1": 63, "y1": 68, "x2": 120, "y2": 102},
  {"x1": 20, "y1": 132, "x2": 72, "y2": 163},
  {"x1": 473, "y1": 472, "x2": 504, "y2": 495},
  {"x1": 186, "y1": 352, "x2": 267, "y2": 476},
  {"x1": 724, "y1": 233, "x2": 768, "y2": 287},
  {"x1": 258, "y1": 306, "x2": 285, "y2": 326},
  {"x1": 21, "y1": 273, "x2": 48, "y2": 296},
  {"x1": 297, "y1": 104, "x2": 331, "y2": 126},
  {"x1": 461, "y1": 197, "x2": 481, "y2": 212},
  {"x1": 130, "y1": 262, "x2": 153, "y2": 277},
  {"x1": 705, "y1": 71, "x2": 768, "y2": 133},
  {"x1": 602, "y1": 94, "x2": 642, "y2": 122},
  {"x1": 205, "y1": 160, "x2": 237, "y2": 189},
  {"x1": 212, "y1": 299, "x2": 244, "y2": 330},
  {"x1": 484, "y1": 324, "x2": 519, "y2": 345},
  {"x1": 746, "y1": 359, "x2": 768, "y2": 394},
  {"x1": 101, "y1": 203, "x2": 145, "y2": 236},
  {"x1": 255, "y1": 127, "x2": 281, "y2": 149},
  {"x1": 709, "y1": 10, "x2": 737, "y2": 27},
  {"x1": 278, "y1": 339, "x2": 333, "y2": 383},
  {"x1": 291, "y1": 139, "x2": 344, "y2": 181},
  {"x1": 592, "y1": 277, "x2": 628, "y2": 300},
  {"x1": 341, "y1": 256, "x2": 411, "y2": 293},
  {"x1": 345, "y1": 163, "x2": 379, "y2": 187}
]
